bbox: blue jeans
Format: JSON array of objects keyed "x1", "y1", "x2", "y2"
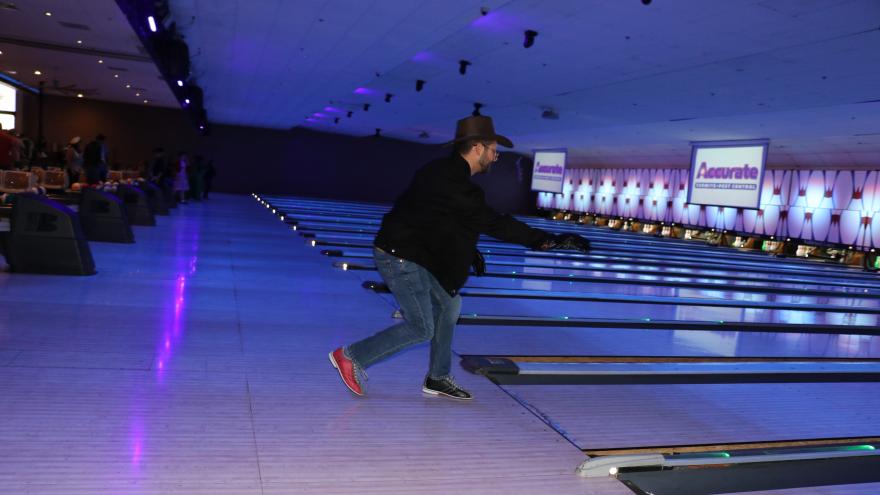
[{"x1": 347, "y1": 248, "x2": 462, "y2": 379}]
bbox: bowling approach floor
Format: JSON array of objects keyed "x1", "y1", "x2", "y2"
[
  {"x1": 0, "y1": 195, "x2": 878, "y2": 495},
  {"x1": 263, "y1": 195, "x2": 880, "y2": 495},
  {"x1": 0, "y1": 194, "x2": 626, "y2": 495}
]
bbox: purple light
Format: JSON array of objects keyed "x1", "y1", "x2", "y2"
[
  {"x1": 411, "y1": 51, "x2": 432, "y2": 62},
  {"x1": 324, "y1": 106, "x2": 343, "y2": 113},
  {"x1": 312, "y1": 112, "x2": 328, "y2": 118},
  {"x1": 354, "y1": 87, "x2": 372, "y2": 95},
  {"x1": 184, "y1": 98, "x2": 190, "y2": 105},
  {"x1": 471, "y1": 11, "x2": 522, "y2": 31},
  {"x1": 147, "y1": 16, "x2": 157, "y2": 33},
  {"x1": 305, "y1": 118, "x2": 318, "y2": 123},
  {"x1": 177, "y1": 80, "x2": 183, "y2": 87}
]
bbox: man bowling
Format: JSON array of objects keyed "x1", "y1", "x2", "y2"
[{"x1": 330, "y1": 115, "x2": 591, "y2": 400}]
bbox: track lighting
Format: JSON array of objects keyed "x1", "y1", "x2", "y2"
[
  {"x1": 472, "y1": 102, "x2": 483, "y2": 116},
  {"x1": 415, "y1": 79, "x2": 425, "y2": 92},
  {"x1": 459, "y1": 60, "x2": 471, "y2": 75}
]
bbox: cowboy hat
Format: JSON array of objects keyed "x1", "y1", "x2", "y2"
[{"x1": 446, "y1": 115, "x2": 513, "y2": 148}]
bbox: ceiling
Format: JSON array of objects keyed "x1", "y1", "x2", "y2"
[
  {"x1": 0, "y1": 0, "x2": 176, "y2": 106},
  {"x1": 2, "y1": 1, "x2": 879, "y2": 168}
]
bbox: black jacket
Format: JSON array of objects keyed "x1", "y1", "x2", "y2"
[
  {"x1": 83, "y1": 141, "x2": 102, "y2": 167},
  {"x1": 374, "y1": 154, "x2": 549, "y2": 295}
]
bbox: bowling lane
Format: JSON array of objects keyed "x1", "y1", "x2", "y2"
[
  {"x1": 342, "y1": 258, "x2": 880, "y2": 298},
  {"x1": 481, "y1": 248, "x2": 880, "y2": 282},
  {"x1": 457, "y1": 280, "x2": 880, "y2": 312},
  {"x1": 456, "y1": 295, "x2": 880, "y2": 327},
  {"x1": 299, "y1": 224, "x2": 877, "y2": 280},
  {"x1": 452, "y1": 325, "x2": 880, "y2": 358},
  {"x1": 500, "y1": 382, "x2": 880, "y2": 451},
  {"x1": 318, "y1": 242, "x2": 880, "y2": 283}
]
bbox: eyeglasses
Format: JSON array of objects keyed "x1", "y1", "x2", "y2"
[{"x1": 479, "y1": 143, "x2": 500, "y2": 162}]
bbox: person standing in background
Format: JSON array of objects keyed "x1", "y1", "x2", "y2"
[
  {"x1": 191, "y1": 155, "x2": 206, "y2": 200},
  {"x1": 83, "y1": 134, "x2": 106, "y2": 184},
  {"x1": 150, "y1": 148, "x2": 168, "y2": 183},
  {"x1": 65, "y1": 137, "x2": 84, "y2": 184},
  {"x1": 173, "y1": 151, "x2": 190, "y2": 204},
  {"x1": 0, "y1": 123, "x2": 20, "y2": 169}
]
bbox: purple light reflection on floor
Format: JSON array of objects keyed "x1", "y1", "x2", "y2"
[{"x1": 155, "y1": 227, "x2": 200, "y2": 380}]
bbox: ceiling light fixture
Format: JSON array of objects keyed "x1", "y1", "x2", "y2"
[
  {"x1": 33, "y1": 70, "x2": 42, "y2": 75},
  {"x1": 363, "y1": 103, "x2": 370, "y2": 112},
  {"x1": 541, "y1": 108, "x2": 560, "y2": 120},
  {"x1": 347, "y1": 111, "x2": 353, "y2": 118},
  {"x1": 77, "y1": 93, "x2": 83, "y2": 98},
  {"x1": 76, "y1": 40, "x2": 83, "y2": 45},
  {"x1": 523, "y1": 30, "x2": 538, "y2": 48},
  {"x1": 125, "y1": 84, "x2": 131, "y2": 88},
  {"x1": 415, "y1": 79, "x2": 425, "y2": 92},
  {"x1": 177, "y1": 80, "x2": 183, "y2": 87},
  {"x1": 143, "y1": 99, "x2": 149, "y2": 103},
  {"x1": 384, "y1": 93, "x2": 393, "y2": 103},
  {"x1": 98, "y1": 59, "x2": 104, "y2": 64},
  {"x1": 147, "y1": 16, "x2": 157, "y2": 32},
  {"x1": 459, "y1": 60, "x2": 471, "y2": 75},
  {"x1": 375, "y1": 128, "x2": 381, "y2": 137},
  {"x1": 472, "y1": 102, "x2": 483, "y2": 116},
  {"x1": 135, "y1": 92, "x2": 141, "y2": 96},
  {"x1": 44, "y1": 11, "x2": 52, "y2": 16},
  {"x1": 114, "y1": 74, "x2": 119, "y2": 78}
]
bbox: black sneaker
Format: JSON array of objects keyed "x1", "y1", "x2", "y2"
[{"x1": 422, "y1": 376, "x2": 473, "y2": 401}]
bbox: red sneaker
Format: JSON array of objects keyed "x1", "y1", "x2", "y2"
[{"x1": 329, "y1": 348, "x2": 365, "y2": 396}]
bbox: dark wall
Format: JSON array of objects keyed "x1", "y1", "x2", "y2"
[{"x1": 21, "y1": 94, "x2": 538, "y2": 214}]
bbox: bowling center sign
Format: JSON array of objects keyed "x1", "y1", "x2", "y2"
[
  {"x1": 687, "y1": 139, "x2": 769, "y2": 209},
  {"x1": 531, "y1": 149, "x2": 567, "y2": 194}
]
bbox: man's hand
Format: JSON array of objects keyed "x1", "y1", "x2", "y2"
[
  {"x1": 472, "y1": 249, "x2": 487, "y2": 276},
  {"x1": 540, "y1": 233, "x2": 591, "y2": 253}
]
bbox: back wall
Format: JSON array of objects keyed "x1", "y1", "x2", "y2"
[{"x1": 19, "y1": 94, "x2": 538, "y2": 214}]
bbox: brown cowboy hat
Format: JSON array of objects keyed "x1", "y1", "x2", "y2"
[{"x1": 446, "y1": 115, "x2": 513, "y2": 148}]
